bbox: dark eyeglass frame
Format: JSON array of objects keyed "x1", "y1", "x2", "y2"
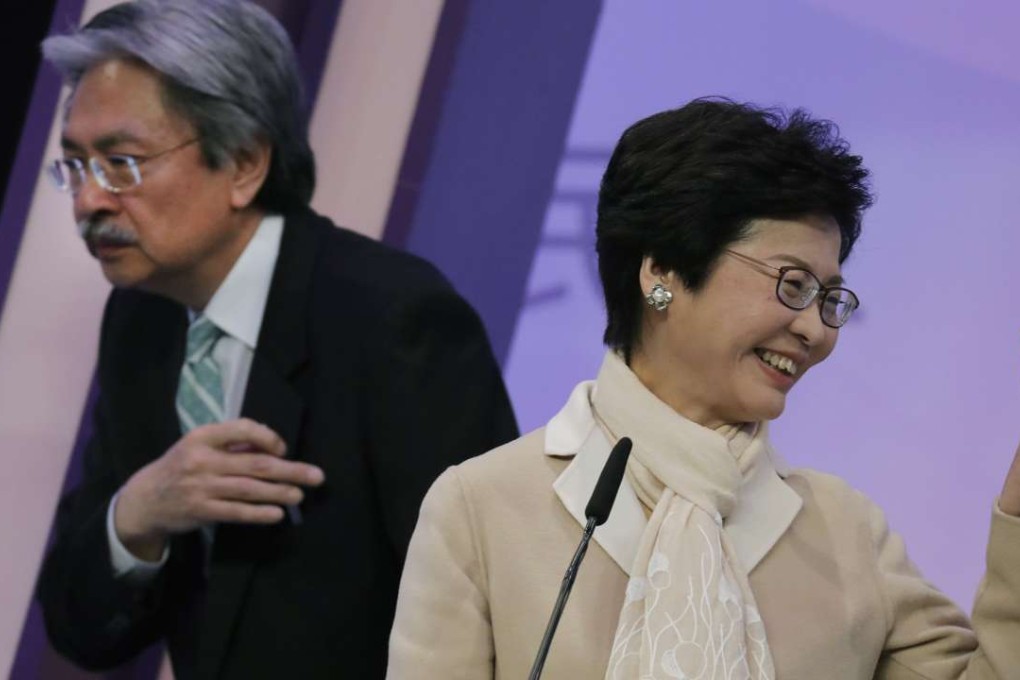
[
  {"x1": 47, "y1": 138, "x2": 199, "y2": 194},
  {"x1": 723, "y1": 249, "x2": 860, "y2": 328}
]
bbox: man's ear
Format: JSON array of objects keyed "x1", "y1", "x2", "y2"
[{"x1": 229, "y1": 139, "x2": 272, "y2": 209}]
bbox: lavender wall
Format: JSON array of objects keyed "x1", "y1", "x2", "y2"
[
  {"x1": 506, "y1": 0, "x2": 1020, "y2": 608},
  {"x1": 390, "y1": 0, "x2": 602, "y2": 363}
]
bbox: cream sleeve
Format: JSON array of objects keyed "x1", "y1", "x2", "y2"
[
  {"x1": 875, "y1": 501, "x2": 1020, "y2": 678},
  {"x1": 387, "y1": 467, "x2": 495, "y2": 680}
]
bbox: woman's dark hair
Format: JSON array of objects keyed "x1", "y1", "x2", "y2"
[{"x1": 596, "y1": 97, "x2": 873, "y2": 360}]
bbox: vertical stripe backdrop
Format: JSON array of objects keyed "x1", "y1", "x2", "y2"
[{"x1": 0, "y1": 1, "x2": 600, "y2": 677}]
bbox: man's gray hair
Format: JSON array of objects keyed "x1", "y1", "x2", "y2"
[{"x1": 42, "y1": 0, "x2": 316, "y2": 212}]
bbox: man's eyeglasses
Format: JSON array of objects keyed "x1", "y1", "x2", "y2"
[
  {"x1": 47, "y1": 138, "x2": 199, "y2": 194},
  {"x1": 724, "y1": 249, "x2": 860, "y2": 328}
]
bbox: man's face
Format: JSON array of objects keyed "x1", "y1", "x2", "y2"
[{"x1": 61, "y1": 58, "x2": 254, "y2": 306}]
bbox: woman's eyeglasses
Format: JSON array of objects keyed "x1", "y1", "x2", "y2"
[{"x1": 724, "y1": 249, "x2": 859, "y2": 328}]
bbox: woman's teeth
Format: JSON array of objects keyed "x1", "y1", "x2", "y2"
[{"x1": 758, "y1": 350, "x2": 798, "y2": 376}]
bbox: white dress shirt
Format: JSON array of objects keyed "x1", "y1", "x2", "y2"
[{"x1": 106, "y1": 215, "x2": 284, "y2": 580}]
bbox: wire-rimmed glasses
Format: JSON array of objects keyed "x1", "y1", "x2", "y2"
[
  {"x1": 724, "y1": 249, "x2": 860, "y2": 328},
  {"x1": 47, "y1": 138, "x2": 199, "y2": 194}
]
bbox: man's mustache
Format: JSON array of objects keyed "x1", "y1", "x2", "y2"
[{"x1": 77, "y1": 217, "x2": 138, "y2": 255}]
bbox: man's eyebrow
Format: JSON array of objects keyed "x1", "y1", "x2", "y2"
[
  {"x1": 773, "y1": 254, "x2": 845, "y2": 286},
  {"x1": 59, "y1": 131, "x2": 145, "y2": 154},
  {"x1": 60, "y1": 136, "x2": 84, "y2": 153}
]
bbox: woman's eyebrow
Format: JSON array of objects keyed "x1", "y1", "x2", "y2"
[{"x1": 772, "y1": 254, "x2": 844, "y2": 286}]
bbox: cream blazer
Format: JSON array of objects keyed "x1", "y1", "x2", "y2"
[{"x1": 388, "y1": 381, "x2": 1020, "y2": 679}]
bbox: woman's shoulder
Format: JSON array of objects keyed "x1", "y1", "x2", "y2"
[
  {"x1": 451, "y1": 427, "x2": 568, "y2": 490},
  {"x1": 415, "y1": 428, "x2": 575, "y2": 551},
  {"x1": 784, "y1": 465, "x2": 858, "y2": 493},
  {"x1": 781, "y1": 465, "x2": 886, "y2": 528},
  {"x1": 422, "y1": 428, "x2": 571, "y2": 520}
]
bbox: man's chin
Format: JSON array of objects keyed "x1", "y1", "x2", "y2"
[{"x1": 98, "y1": 262, "x2": 145, "y2": 290}]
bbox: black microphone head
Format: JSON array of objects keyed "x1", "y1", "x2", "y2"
[{"x1": 584, "y1": 437, "x2": 632, "y2": 526}]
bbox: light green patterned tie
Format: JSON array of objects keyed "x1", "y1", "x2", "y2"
[{"x1": 176, "y1": 315, "x2": 225, "y2": 433}]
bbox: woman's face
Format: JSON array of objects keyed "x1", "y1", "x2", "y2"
[{"x1": 629, "y1": 215, "x2": 844, "y2": 428}]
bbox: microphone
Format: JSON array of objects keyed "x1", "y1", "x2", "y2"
[{"x1": 528, "y1": 437, "x2": 632, "y2": 680}]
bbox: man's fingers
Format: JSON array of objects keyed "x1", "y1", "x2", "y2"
[
  {"x1": 211, "y1": 476, "x2": 305, "y2": 506},
  {"x1": 203, "y1": 499, "x2": 287, "y2": 525},
  {"x1": 214, "y1": 452, "x2": 325, "y2": 487},
  {"x1": 191, "y1": 418, "x2": 287, "y2": 457}
]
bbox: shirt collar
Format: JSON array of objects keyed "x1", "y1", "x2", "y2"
[
  {"x1": 545, "y1": 377, "x2": 801, "y2": 575},
  {"x1": 195, "y1": 214, "x2": 284, "y2": 348}
]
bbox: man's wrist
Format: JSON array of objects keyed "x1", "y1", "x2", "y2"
[
  {"x1": 107, "y1": 492, "x2": 169, "y2": 580},
  {"x1": 112, "y1": 486, "x2": 168, "y2": 563}
]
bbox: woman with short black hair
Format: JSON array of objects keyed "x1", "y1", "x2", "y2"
[{"x1": 388, "y1": 98, "x2": 1020, "y2": 679}]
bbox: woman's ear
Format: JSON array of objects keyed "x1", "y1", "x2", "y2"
[
  {"x1": 638, "y1": 256, "x2": 675, "y2": 293},
  {"x1": 229, "y1": 139, "x2": 272, "y2": 209}
]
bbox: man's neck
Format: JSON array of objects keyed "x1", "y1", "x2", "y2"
[{"x1": 150, "y1": 207, "x2": 267, "y2": 311}]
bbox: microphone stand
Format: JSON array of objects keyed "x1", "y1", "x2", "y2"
[
  {"x1": 528, "y1": 436, "x2": 630, "y2": 679},
  {"x1": 528, "y1": 516, "x2": 598, "y2": 680}
]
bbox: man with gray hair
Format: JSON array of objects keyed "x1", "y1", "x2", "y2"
[{"x1": 35, "y1": 1, "x2": 517, "y2": 678}]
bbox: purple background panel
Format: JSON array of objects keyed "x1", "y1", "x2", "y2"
[
  {"x1": 0, "y1": 2, "x2": 56, "y2": 205},
  {"x1": 383, "y1": 0, "x2": 471, "y2": 252},
  {"x1": 251, "y1": 0, "x2": 344, "y2": 111},
  {"x1": 0, "y1": 0, "x2": 75, "y2": 322},
  {"x1": 506, "y1": 0, "x2": 1020, "y2": 609},
  {"x1": 389, "y1": 0, "x2": 604, "y2": 364}
]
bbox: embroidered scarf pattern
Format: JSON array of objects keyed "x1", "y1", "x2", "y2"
[{"x1": 593, "y1": 352, "x2": 776, "y2": 680}]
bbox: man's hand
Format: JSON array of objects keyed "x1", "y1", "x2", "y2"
[{"x1": 113, "y1": 418, "x2": 325, "y2": 560}]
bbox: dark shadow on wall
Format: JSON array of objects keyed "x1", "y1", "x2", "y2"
[{"x1": 0, "y1": 2, "x2": 56, "y2": 198}]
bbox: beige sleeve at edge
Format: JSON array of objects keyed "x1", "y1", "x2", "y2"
[
  {"x1": 875, "y1": 502, "x2": 1020, "y2": 679},
  {"x1": 387, "y1": 467, "x2": 495, "y2": 680}
]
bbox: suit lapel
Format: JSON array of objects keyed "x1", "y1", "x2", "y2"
[
  {"x1": 197, "y1": 211, "x2": 321, "y2": 678},
  {"x1": 121, "y1": 296, "x2": 187, "y2": 474}
]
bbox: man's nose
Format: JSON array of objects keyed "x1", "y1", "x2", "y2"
[{"x1": 73, "y1": 171, "x2": 120, "y2": 221}]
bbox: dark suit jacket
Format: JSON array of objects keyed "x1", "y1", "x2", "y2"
[{"x1": 37, "y1": 208, "x2": 519, "y2": 679}]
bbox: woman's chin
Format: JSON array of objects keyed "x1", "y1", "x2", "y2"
[{"x1": 735, "y1": 391, "x2": 787, "y2": 423}]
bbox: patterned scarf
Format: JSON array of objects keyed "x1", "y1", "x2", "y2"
[{"x1": 592, "y1": 352, "x2": 775, "y2": 680}]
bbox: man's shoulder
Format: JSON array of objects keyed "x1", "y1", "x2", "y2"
[
  {"x1": 281, "y1": 209, "x2": 481, "y2": 341},
  {"x1": 286, "y1": 208, "x2": 452, "y2": 293}
]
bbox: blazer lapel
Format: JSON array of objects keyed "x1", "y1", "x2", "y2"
[
  {"x1": 197, "y1": 211, "x2": 320, "y2": 679},
  {"x1": 552, "y1": 425, "x2": 647, "y2": 575},
  {"x1": 547, "y1": 380, "x2": 647, "y2": 575},
  {"x1": 724, "y1": 439, "x2": 802, "y2": 573},
  {"x1": 546, "y1": 378, "x2": 804, "y2": 578}
]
